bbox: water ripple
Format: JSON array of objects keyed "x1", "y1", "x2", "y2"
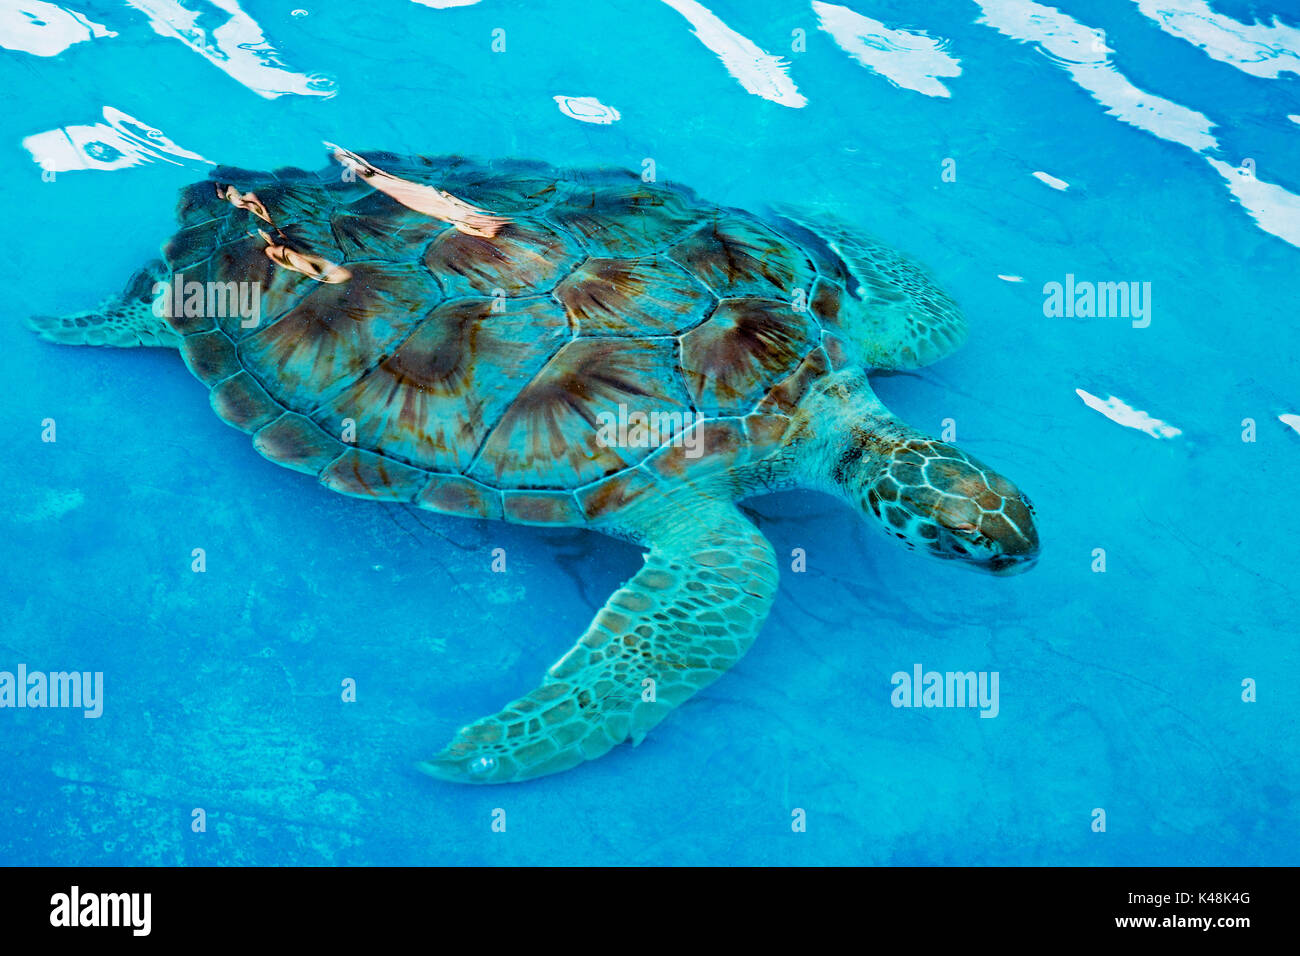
[{"x1": 812, "y1": 1, "x2": 962, "y2": 98}]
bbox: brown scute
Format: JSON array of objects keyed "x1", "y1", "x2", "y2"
[
  {"x1": 669, "y1": 217, "x2": 816, "y2": 297},
  {"x1": 680, "y1": 298, "x2": 818, "y2": 415},
  {"x1": 756, "y1": 346, "x2": 831, "y2": 415},
  {"x1": 554, "y1": 255, "x2": 713, "y2": 336},
  {"x1": 164, "y1": 220, "x2": 227, "y2": 273},
  {"x1": 237, "y1": 181, "x2": 328, "y2": 229},
  {"x1": 332, "y1": 191, "x2": 449, "y2": 260},
  {"x1": 989, "y1": 472, "x2": 1019, "y2": 498},
  {"x1": 471, "y1": 337, "x2": 692, "y2": 489},
  {"x1": 163, "y1": 234, "x2": 306, "y2": 339},
  {"x1": 384, "y1": 300, "x2": 481, "y2": 389},
  {"x1": 238, "y1": 263, "x2": 437, "y2": 410},
  {"x1": 811, "y1": 278, "x2": 844, "y2": 323},
  {"x1": 253, "y1": 413, "x2": 346, "y2": 475},
  {"x1": 209, "y1": 371, "x2": 282, "y2": 433},
  {"x1": 576, "y1": 468, "x2": 657, "y2": 521},
  {"x1": 319, "y1": 448, "x2": 429, "y2": 501},
  {"x1": 440, "y1": 170, "x2": 560, "y2": 215},
  {"x1": 208, "y1": 233, "x2": 282, "y2": 289},
  {"x1": 272, "y1": 220, "x2": 347, "y2": 270},
  {"x1": 744, "y1": 414, "x2": 791, "y2": 458},
  {"x1": 502, "y1": 490, "x2": 585, "y2": 525},
  {"x1": 423, "y1": 219, "x2": 580, "y2": 297},
  {"x1": 416, "y1": 474, "x2": 504, "y2": 520},
  {"x1": 318, "y1": 295, "x2": 568, "y2": 473},
  {"x1": 821, "y1": 331, "x2": 852, "y2": 369},
  {"x1": 547, "y1": 183, "x2": 698, "y2": 256},
  {"x1": 180, "y1": 329, "x2": 241, "y2": 385},
  {"x1": 644, "y1": 418, "x2": 747, "y2": 481},
  {"x1": 174, "y1": 181, "x2": 226, "y2": 227}
]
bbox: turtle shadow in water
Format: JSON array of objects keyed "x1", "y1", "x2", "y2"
[
  {"x1": 382, "y1": 502, "x2": 639, "y2": 621},
  {"x1": 386, "y1": 490, "x2": 869, "y2": 651}
]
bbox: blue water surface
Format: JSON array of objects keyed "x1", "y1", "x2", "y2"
[{"x1": 1, "y1": 0, "x2": 1297, "y2": 865}]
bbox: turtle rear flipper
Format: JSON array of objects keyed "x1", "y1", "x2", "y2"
[
  {"x1": 29, "y1": 259, "x2": 180, "y2": 348},
  {"x1": 770, "y1": 203, "x2": 967, "y2": 371}
]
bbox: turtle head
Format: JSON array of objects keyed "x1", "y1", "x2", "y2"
[{"x1": 862, "y1": 438, "x2": 1039, "y2": 574}]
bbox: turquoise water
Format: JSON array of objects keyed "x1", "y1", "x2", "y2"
[{"x1": 2, "y1": 0, "x2": 1297, "y2": 865}]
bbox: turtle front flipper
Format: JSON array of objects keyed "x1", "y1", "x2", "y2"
[
  {"x1": 29, "y1": 259, "x2": 180, "y2": 348},
  {"x1": 421, "y1": 496, "x2": 779, "y2": 784}
]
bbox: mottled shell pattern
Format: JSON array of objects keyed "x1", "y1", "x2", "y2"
[{"x1": 162, "y1": 151, "x2": 863, "y2": 526}]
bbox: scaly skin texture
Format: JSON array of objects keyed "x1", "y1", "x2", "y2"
[
  {"x1": 785, "y1": 369, "x2": 1039, "y2": 575},
  {"x1": 30, "y1": 259, "x2": 181, "y2": 348},
  {"x1": 421, "y1": 493, "x2": 778, "y2": 783}
]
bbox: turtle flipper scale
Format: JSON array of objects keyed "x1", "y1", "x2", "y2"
[
  {"x1": 28, "y1": 259, "x2": 180, "y2": 349},
  {"x1": 420, "y1": 497, "x2": 779, "y2": 784},
  {"x1": 770, "y1": 203, "x2": 966, "y2": 370}
]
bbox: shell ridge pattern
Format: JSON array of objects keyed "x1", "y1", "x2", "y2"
[
  {"x1": 174, "y1": 153, "x2": 845, "y2": 505},
  {"x1": 289, "y1": 290, "x2": 565, "y2": 427},
  {"x1": 438, "y1": 320, "x2": 579, "y2": 481}
]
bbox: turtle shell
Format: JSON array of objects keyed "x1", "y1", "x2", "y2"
[{"x1": 160, "y1": 152, "x2": 856, "y2": 526}]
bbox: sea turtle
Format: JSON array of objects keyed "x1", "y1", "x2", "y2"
[{"x1": 30, "y1": 146, "x2": 1039, "y2": 784}]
